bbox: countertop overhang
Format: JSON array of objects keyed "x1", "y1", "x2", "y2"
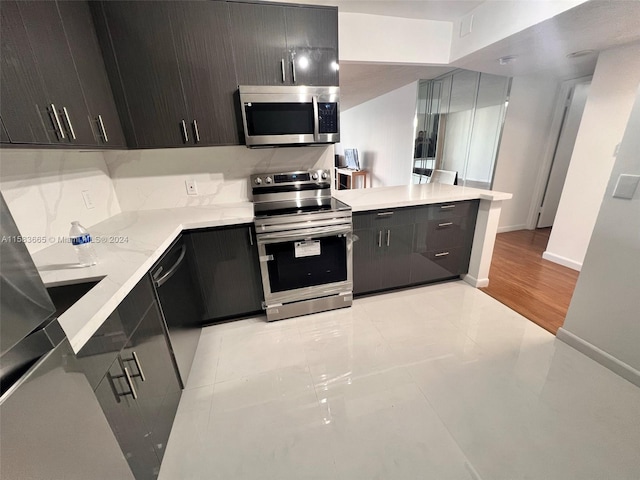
[{"x1": 33, "y1": 184, "x2": 511, "y2": 354}]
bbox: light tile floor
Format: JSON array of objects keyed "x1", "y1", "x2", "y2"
[{"x1": 159, "y1": 281, "x2": 640, "y2": 480}]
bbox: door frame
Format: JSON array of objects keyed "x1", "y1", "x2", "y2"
[{"x1": 526, "y1": 75, "x2": 592, "y2": 230}]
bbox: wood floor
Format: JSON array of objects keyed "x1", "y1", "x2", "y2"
[{"x1": 480, "y1": 228, "x2": 580, "y2": 335}]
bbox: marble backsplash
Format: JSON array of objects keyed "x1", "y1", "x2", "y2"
[
  {"x1": 103, "y1": 144, "x2": 334, "y2": 210},
  {"x1": 0, "y1": 149, "x2": 121, "y2": 254},
  {"x1": 0, "y1": 144, "x2": 334, "y2": 253}
]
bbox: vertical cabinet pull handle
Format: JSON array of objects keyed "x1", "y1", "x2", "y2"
[
  {"x1": 123, "y1": 367, "x2": 138, "y2": 399},
  {"x1": 292, "y1": 57, "x2": 297, "y2": 83},
  {"x1": 49, "y1": 104, "x2": 65, "y2": 139},
  {"x1": 193, "y1": 120, "x2": 200, "y2": 143},
  {"x1": 281, "y1": 59, "x2": 286, "y2": 83},
  {"x1": 62, "y1": 107, "x2": 76, "y2": 140},
  {"x1": 386, "y1": 229, "x2": 391, "y2": 247},
  {"x1": 248, "y1": 227, "x2": 254, "y2": 246},
  {"x1": 130, "y1": 351, "x2": 146, "y2": 382},
  {"x1": 378, "y1": 230, "x2": 382, "y2": 248},
  {"x1": 97, "y1": 114, "x2": 108, "y2": 143},
  {"x1": 181, "y1": 120, "x2": 189, "y2": 143}
]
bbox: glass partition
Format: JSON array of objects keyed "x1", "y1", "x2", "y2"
[{"x1": 412, "y1": 70, "x2": 511, "y2": 189}]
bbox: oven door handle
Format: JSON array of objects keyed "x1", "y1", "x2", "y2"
[
  {"x1": 257, "y1": 224, "x2": 351, "y2": 242},
  {"x1": 313, "y1": 96, "x2": 320, "y2": 141}
]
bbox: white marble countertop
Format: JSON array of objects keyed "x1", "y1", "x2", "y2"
[
  {"x1": 333, "y1": 183, "x2": 512, "y2": 212},
  {"x1": 33, "y1": 203, "x2": 254, "y2": 353}
]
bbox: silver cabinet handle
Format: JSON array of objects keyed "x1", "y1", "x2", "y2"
[
  {"x1": 377, "y1": 212, "x2": 394, "y2": 217},
  {"x1": 438, "y1": 222, "x2": 453, "y2": 227},
  {"x1": 378, "y1": 230, "x2": 382, "y2": 248},
  {"x1": 281, "y1": 58, "x2": 286, "y2": 83},
  {"x1": 248, "y1": 227, "x2": 254, "y2": 246},
  {"x1": 97, "y1": 114, "x2": 108, "y2": 143},
  {"x1": 386, "y1": 229, "x2": 390, "y2": 247},
  {"x1": 123, "y1": 351, "x2": 146, "y2": 382},
  {"x1": 49, "y1": 104, "x2": 65, "y2": 139},
  {"x1": 193, "y1": 119, "x2": 200, "y2": 143},
  {"x1": 440, "y1": 204, "x2": 456, "y2": 209},
  {"x1": 434, "y1": 252, "x2": 450, "y2": 257},
  {"x1": 112, "y1": 367, "x2": 138, "y2": 400},
  {"x1": 181, "y1": 120, "x2": 189, "y2": 143},
  {"x1": 62, "y1": 107, "x2": 76, "y2": 140},
  {"x1": 292, "y1": 55, "x2": 297, "y2": 83},
  {"x1": 153, "y1": 244, "x2": 187, "y2": 288}
]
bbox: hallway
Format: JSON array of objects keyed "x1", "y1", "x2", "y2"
[{"x1": 480, "y1": 228, "x2": 580, "y2": 334}]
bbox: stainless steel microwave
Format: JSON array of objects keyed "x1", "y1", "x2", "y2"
[{"x1": 239, "y1": 85, "x2": 339, "y2": 147}]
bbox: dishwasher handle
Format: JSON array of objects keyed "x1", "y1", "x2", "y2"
[{"x1": 153, "y1": 244, "x2": 187, "y2": 288}]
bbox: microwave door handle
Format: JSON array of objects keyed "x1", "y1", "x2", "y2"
[{"x1": 313, "y1": 96, "x2": 320, "y2": 141}]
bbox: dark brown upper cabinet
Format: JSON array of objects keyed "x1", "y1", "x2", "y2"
[
  {"x1": 0, "y1": 1, "x2": 125, "y2": 148},
  {"x1": 229, "y1": 2, "x2": 339, "y2": 87},
  {"x1": 92, "y1": 1, "x2": 239, "y2": 148}
]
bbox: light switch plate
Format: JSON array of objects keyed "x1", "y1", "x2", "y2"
[
  {"x1": 612, "y1": 174, "x2": 640, "y2": 200},
  {"x1": 81, "y1": 190, "x2": 95, "y2": 209}
]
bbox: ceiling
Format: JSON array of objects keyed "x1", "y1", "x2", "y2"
[
  {"x1": 339, "y1": 0, "x2": 640, "y2": 110},
  {"x1": 292, "y1": 0, "x2": 483, "y2": 21}
]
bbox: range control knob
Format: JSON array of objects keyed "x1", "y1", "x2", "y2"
[
  {"x1": 311, "y1": 173, "x2": 319, "y2": 180},
  {"x1": 254, "y1": 177, "x2": 262, "y2": 185},
  {"x1": 321, "y1": 171, "x2": 329, "y2": 180},
  {"x1": 265, "y1": 176, "x2": 273, "y2": 184}
]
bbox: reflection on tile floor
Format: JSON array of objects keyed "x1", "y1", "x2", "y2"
[{"x1": 159, "y1": 281, "x2": 640, "y2": 480}]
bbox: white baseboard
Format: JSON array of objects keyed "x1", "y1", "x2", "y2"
[
  {"x1": 556, "y1": 328, "x2": 640, "y2": 388},
  {"x1": 497, "y1": 224, "x2": 527, "y2": 233},
  {"x1": 462, "y1": 274, "x2": 489, "y2": 288},
  {"x1": 542, "y1": 251, "x2": 582, "y2": 271}
]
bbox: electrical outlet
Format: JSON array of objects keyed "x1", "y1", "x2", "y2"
[
  {"x1": 185, "y1": 180, "x2": 198, "y2": 196},
  {"x1": 81, "y1": 190, "x2": 95, "y2": 209}
]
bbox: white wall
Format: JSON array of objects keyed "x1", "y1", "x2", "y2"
[
  {"x1": 0, "y1": 149, "x2": 121, "y2": 254},
  {"x1": 545, "y1": 43, "x2": 640, "y2": 270},
  {"x1": 450, "y1": 0, "x2": 587, "y2": 62},
  {"x1": 104, "y1": 145, "x2": 333, "y2": 211},
  {"x1": 491, "y1": 75, "x2": 560, "y2": 231},
  {"x1": 339, "y1": 82, "x2": 417, "y2": 187},
  {"x1": 338, "y1": 12, "x2": 451, "y2": 64},
  {"x1": 557, "y1": 85, "x2": 640, "y2": 386}
]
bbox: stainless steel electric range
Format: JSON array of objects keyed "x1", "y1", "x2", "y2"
[{"x1": 251, "y1": 169, "x2": 353, "y2": 321}]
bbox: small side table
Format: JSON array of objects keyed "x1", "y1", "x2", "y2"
[{"x1": 335, "y1": 168, "x2": 369, "y2": 189}]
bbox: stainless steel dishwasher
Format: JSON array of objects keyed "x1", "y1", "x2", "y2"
[{"x1": 150, "y1": 235, "x2": 203, "y2": 389}]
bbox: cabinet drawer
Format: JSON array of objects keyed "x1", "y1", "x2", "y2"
[
  {"x1": 414, "y1": 217, "x2": 470, "y2": 252},
  {"x1": 353, "y1": 207, "x2": 415, "y2": 230},
  {"x1": 410, "y1": 247, "x2": 468, "y2": 284},
  {"x1": 414, "y1": 200, "x2": 475, "y2": 222}
]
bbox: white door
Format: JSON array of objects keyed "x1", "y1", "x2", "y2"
[{"x1": 537, "y1": 81, "x2": 591, "y2": 228}]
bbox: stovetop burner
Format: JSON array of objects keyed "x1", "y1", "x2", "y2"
[{"x1": 253, "y1": 197, "x2": 350, "y2": 218}]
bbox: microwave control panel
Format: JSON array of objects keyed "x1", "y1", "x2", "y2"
[{"x1": 318, "y1": 103, "x2": 338, "y2": 134}]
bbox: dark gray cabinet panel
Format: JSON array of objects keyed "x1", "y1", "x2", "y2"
[
  {"x1": 0, "y1": 118, "x2": 10, "y2": 143},
  {"x1": 188, "y1": 225, "x2": 263, "y2": 321},
  {"x1": 285, "y1": 6, "x2": 339, "y2": 86},
  {"x1": 1, "y1": 339, "x2": 134, "y2": 480},
  {"x1": 352, "y1": 227, "x2": 382, "y2": 295},
  {"x1": 168, "y1": 1, "x2": 239, "y2": 145},
  {"x1": 96, "y1": 1, "x2": 189, "y2": 148},
  {"x1": 0, "y1": 1, "x2": 52, "y2": 144},
  {"x1": 57, "y1": 0, "x2": 126, "y2": 147},
  {"x1": 229, "y1": 2, "x2": 289, "y2": 86},
  {"x1": 17, "y1": 1, "x2": 96, "y2": 145}
]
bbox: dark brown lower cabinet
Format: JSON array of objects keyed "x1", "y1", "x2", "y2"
[
  {"x1": 78, "y1": 276, "x2": 182, "y2": 480},
  {"x1": 353, "y1": 201, "x2": 479, "y2": 295},
  {"x1": 187, "y1": 225, "x2": 264, "y2": 322}
]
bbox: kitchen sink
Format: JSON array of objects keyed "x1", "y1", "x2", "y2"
[{"x1": 46, "y1": 278, "x2": 104, "y2": 317}]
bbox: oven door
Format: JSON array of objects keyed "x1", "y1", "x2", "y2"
[{"x1": 256, "y1": 223, "x2": 352, "y2": 307}]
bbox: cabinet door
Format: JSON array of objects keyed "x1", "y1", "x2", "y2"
[
  {"x1": 167, "y1": 1, "x2": 240, "y2": 145},
  {"x1": 285, "y1": 6, "x2": 339, "y2": 86},
  {"x1": 352, "y1": 227, "x2": 382, "y2": 295},
  {"x1": 17, "y1": 1, "x2": 96, "y2": 145},
  {"x1": 229, "y1": 2, "x2": 290, "y2": 86},
  {"x1": 379, "y1": 223, "x2": 414, "y2": 290},
  {"x1": 189, "y1": 225, "x2": 264, "y2": 321},
  {"x1": 97, "y1": 1, "x2": 189, "y2": 148},
  {"x1": 0, "y1": 118, "x2": 10, "y2": 143},
  {"x1": 57, "y1": 0, "x2": 126, "y2": 147},
  {"x1": 122, "y1": 302, "x2": 181, "y2": 463},
  {"x1": 95, "y1": 357, "x2": 160, "y2": 480},
  {"x1": 0, "y1": 1, "x2": 52, "y2": 144}
]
